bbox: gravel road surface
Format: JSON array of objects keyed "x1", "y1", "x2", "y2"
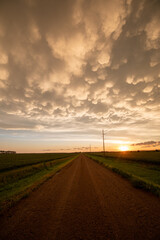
[{"x1": 0, "y1": 154, "x2": 160, "y2": 240}]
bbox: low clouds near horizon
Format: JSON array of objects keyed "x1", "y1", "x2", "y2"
[
  {"x1": 0, "y1": 0, "x2": 160, "y2": 151},
  {"x1": 132, "y1": 141, "x2": 160, "y2": 147}
]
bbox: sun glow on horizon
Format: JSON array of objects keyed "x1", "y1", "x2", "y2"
[{"x1": 119, "y1": 146, "x2": 129, "y2": 151}]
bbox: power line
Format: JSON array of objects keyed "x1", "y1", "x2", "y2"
[{"x1": 102, "y1": 129, "x2": 105, "y2": 156}]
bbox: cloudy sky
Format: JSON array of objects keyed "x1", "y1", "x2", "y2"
[{"x1": 0, "y1": 0, "x2": 160, "y2": 152}]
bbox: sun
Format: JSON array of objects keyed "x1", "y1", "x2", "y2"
[{"x1": 119, "y1": 146, "x2": 129, "y2": 151}]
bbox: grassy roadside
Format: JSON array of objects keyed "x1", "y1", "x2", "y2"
[
  {"x1": 0, "y1": 154, "x2": 78, "y2": 214},
  {"x1": 86, "y1": 153, "x2": 160, "y2": 197}
]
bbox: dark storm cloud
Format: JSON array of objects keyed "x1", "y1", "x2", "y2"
[{"x1": 0, "y1": 0, "x2": 160, "y2": 146}]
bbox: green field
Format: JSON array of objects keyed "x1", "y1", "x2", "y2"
[
  {"x1": 86, "y1": 151, "x2": 160, "y2": 197},
  {"x1": 0, "y1": 153, "x2": 78, "y2": 213},
  {"x1": 0, "y1": 153, "x2": 74, "y2": 172},
  {"x1": 92, "y1": 151, "x2": 160, "y2": 164}
]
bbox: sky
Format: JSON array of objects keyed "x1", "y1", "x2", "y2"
[{"x1": 0, "y1": 0, "x2": 160, "y2": 153}]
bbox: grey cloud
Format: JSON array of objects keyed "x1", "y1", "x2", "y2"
[
  {"x1": 0, "y1": 111, "x2": 37, "y2": 129},
  {"x1": 132, "y1": 141, "x2": 160, "y2": 147}
]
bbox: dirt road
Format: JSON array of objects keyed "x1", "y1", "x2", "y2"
[{"x1": 0, "y1": 154, "x2": 160, "y2": 240}]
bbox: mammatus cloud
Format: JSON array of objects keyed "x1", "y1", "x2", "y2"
[{"x1": 0, "y1": 0, "x2": 160, "y2": 151}]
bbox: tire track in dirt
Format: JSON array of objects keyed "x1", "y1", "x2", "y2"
[
  {"x1": 0, "y1": 154, "x2": 160, "y2": 240},
  {"x1": 54, "y1": 155, "x2": 111, "y2": 239}
]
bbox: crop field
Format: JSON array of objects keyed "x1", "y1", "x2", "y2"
[
  {"x1": 0, "y1": 153, "x2": 75, "y2": 172},
  {"x1": 86, "y1": 151, "x2": 160, "y2": 196},
  {"x1": 0, "y1": 153, "x2": 78, "y2": 213},
  {"x1": 92, "y1": 151, "x2": 160, "y2": 164}
]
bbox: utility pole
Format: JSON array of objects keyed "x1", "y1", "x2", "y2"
[
  {"x1": 90, "y1": 145, "x2": 91, "y2": 153},
  {"x1": 102, "y1": 129, "x2": 105, "y2": 156}
]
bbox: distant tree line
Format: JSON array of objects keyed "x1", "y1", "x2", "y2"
[{"x1": 0, "y1": 150, "x2": 16, "y2": 154}]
